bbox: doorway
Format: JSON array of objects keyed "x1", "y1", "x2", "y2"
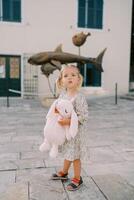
[{"x1": 0, "y1": 55, "x2": 21, "y2": 97}]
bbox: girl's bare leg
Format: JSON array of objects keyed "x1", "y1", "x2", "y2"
[
  {"x1": 73, "y1": 159, "x2": 81, "y2": 180},
  {"x1": 66, "y1": 159, "x2": 81, "y2": 190},
  {"x1": 62, "y1": 159, "x2": 72, "y2": 174}
]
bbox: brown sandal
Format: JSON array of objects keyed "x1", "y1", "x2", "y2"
[{"x1": 51, "y1": 171, "x2": 68, "y2": 180}]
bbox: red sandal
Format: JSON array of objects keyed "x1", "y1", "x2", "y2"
[
  {"x1": 51, "y1": 171, "x2": 68, "y2": 180},
  {"x1": 67, "y1": 177, "x2": 83, "y2": 191}
]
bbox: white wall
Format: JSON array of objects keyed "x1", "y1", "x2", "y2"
[
  {"x1": 0, "y1": 0, "x2": 132, "y2": 96},
  {"x1": 102, "y1": 0, "x2": 132, "y2": 94}
]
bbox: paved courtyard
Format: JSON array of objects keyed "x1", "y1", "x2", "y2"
[{"x1": 0, "y1": 96, "x2": 134, "y2": 200}]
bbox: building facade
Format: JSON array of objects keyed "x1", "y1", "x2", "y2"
[{"x1": 0, "y1": 0, "x2": 133, "y2": 98}]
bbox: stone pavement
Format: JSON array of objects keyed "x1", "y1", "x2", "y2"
[{"x1": 0, "y1": 96, "x2": 134, "y2": 200}]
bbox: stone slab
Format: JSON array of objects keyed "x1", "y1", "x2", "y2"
[
  {"x1": 11, "y1": 135, "x2": 42, "y2": 142},
  {"x1": 0, "y1": 152, "x2": 19, "y2": 161},
  {"x1": 0, "y1": 135, "x2": 12, "y2": 144},
  {"x1": 30, "y1": 174, "x2": 67, "y2": 200},
  {"x1": 11, "y1": 158, "x2": 45, "y2": 170},
  {"x1": 0, "y1": 171, "x2": 16, "y2": 184},
  {"x1": 20, "y1": 150, "x2": 47, "y2": 160},
  {"x1": 0, "y1": 171, "x2": 16, "y2": 193},
  {"x1": 0, "y1": 183, "x2": 28, "y2": 200},
  {"x1": 0, "y1": 142, "x2": 35, "y2": 153},
  {"x1": 0, "y1": 161, "x2": 17, "y2": 171},
  {"x1": 16, "y1": 168, "x2": 67, "y2": 200},
  {"x1": 88, "y1": 146, "x2": 125, "y2": 164},
  {"x1": 16, "y1": 168, "x2": 55, "y2": 182},
  {"x1": 120, "y1": 151, "x2": 134, "y2": 161},
  {"x1": 122, "y1": 172, "x2": 134, "y2": 187},
  {"x1": 45, "y1": 154, "x2": 65, "y2": 168},
  {"x1": 92, "y1": 174, "x2": 134, "y2": 200},
  {"x1": 63, "y1": 175, "x2": 106, "y2": 200}
]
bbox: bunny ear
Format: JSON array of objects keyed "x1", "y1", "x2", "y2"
[
  {"x1": 46, "y1": 99, "x2": 58, "y2": 119},
  {"x1": 69, "y1": 110, "x2": 78, "y2": 138}
]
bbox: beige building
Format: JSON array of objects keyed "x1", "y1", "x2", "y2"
[{"x1": 0, "y1": 0, "x2": 133, "y2": 98}]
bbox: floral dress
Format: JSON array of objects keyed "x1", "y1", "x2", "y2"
[{"x1": 59, "y1": 92, "x2": 89, "y2": 161}]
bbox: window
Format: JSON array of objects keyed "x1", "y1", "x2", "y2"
[
  {"x1": 78, "y1": 0, "x2": 103, "y2": 29},
  {"x1": 80, "y1": 64, "x2": 101, "y2": 86},
  {"x1": 0, "y1": 0, "x2": 21, "y2": 22}
]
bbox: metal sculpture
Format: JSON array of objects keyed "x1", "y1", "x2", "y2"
[
  {"x1": 28, "y1": 44, "x2": 106, "y2": 72},
  {"x1": 72, "y1": 32, "x2": 91, "y2": 47},
  {"x1": 28, "y1": 33, "x2": 106, "y2": 98}
]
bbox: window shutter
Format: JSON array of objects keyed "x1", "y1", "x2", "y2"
[
  {"x1": 87, "y1": 8, "x2": 94, "y2": 28},
  {"x1": 96, "y1": 0, "x2": 103, "y2": 28},
  {"x1": 2, "y1": 0, "x2": 10, "y2": 21},
  {"x1": 87, "y1": 0, "x2": 103, "y2": 29},
  {"x1": 12, "y1": 0, "x2": 21, "y2": 22},
  {"x1": 78, "y1": 0, "x2": 86, "y2": 27},
  {"x1": 87, "y1": 0, "x2": 94, "y2": 28},
  {"x1": 96, "y1": 10, "x2": 103, "y2": 28}
]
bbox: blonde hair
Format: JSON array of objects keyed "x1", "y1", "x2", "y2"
[{"x1": 56, "y1": 64, "x2": 83, "y2": 91}]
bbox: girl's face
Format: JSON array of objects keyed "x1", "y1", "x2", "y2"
[{"x1": 61, "y1": 66, "x2": 80, "y2": 90}]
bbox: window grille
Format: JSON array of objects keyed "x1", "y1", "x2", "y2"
[{"x1": 23, "y1": 55, "x2": 38, "y2": 98}]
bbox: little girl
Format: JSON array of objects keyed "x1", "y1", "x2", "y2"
[{"x1": 51, "y1": 64, "x2": 89, "y2": 191}]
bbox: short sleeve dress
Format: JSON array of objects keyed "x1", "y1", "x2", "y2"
[{"x1": 59, "y1": 92, "x2": 89, "y2": 161}]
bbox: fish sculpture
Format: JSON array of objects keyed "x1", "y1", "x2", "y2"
[
  {"x1": 72, "y1": 32, "x2": 91, "y2": 47},
  {"x1": 28, "y1": 44, "x2": 106, "y2": 72}
]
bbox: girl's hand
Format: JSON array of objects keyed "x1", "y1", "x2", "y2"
[
  {"x1": 55, "y1": 108, "x2": 59, "y2": 113},
  {"x1": 58, "y1": 118, "x2": 71, "y2": 126}
]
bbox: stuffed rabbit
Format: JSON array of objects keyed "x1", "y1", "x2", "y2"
[{"x1": 39, "y1": 99, "x2": 78, "y2": 158}]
